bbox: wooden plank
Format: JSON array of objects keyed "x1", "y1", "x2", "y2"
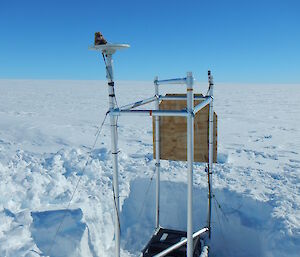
[{"x1": 153, "y1": 94, "x2": 217, "y2": 163}]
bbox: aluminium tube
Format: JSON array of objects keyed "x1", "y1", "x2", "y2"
[
  {"x1": 153, "y1": 228, "x2": 209, "y2": 257},
  {"x1": 154, "y1": 76, "x2": 160, "y2": 229},
  {"x1": 193, "y1": 97, "x2": 212, "y2": 115},
  {"x1": 186, "y1": 72, "x2": 194, "y2": 257},
  {"x1": 105, "y1": 54, "x2": 120, "y2": 257},
  {"x1": 110, "y1": 109, "x2": 188, "y2": 117},
  {"x1": 119, "y1": 96, "x2": 157, "y2": 110},
  {"x1": 159, "y1": 95, "x2": 206, "y2": 101},
  {"x1": 155, "y1": 77, "x2": 187, "y2": 85},
  {"x1": 207, "y1": 70, "x2": 214, "y2": 240}
]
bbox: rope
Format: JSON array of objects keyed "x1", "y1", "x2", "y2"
[
  {"x1": 45, "y1": 112, "x2": 109, "y2": 256},
  {"x1": 101, "y1": 52, "x2": 122, "y2": 234},
  {"x1": 46, "y1": 53, "x2": 122, "y2": 256},
  {"x1": 213, "y1": 194, "x2": 229, "y2": 222},
  {"x1": 137, "y1": 170, "x2": 156, "y2": 220},
  {"x1": 95, "y1": 111, "x2": 109, "y2": 138},
  {"x1": 213, "y1": 196, "x2": 231, "y2": 257},
  {"x1": 112, "y1": 183, "x2": 121, "y2": 233},
  {"x1": 101, "y1": 53, "x2": 120, "y2": 142},
  {"x1": 101, "y1": 53, "x2": 119, "y2": 109}
]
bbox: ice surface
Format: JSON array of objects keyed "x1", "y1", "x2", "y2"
[{"x1": 0, "y1": 80, "x2": 299, "y2": 257}]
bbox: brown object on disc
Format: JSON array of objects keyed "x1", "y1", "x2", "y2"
[
  {"x1": 153, "y1": 94, "x2": 217, "y2": 163},
  {"x1": 94, "y1": 32, "x2": 107, "y2": 45}
]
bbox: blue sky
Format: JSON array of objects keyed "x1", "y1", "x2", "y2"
[{"x1": 0, "y1": 0, "x2": 299, "y2": 83}]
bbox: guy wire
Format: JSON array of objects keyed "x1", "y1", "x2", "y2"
[{"x1": 45, "y1": 111, "x2": 109, "y2": 256}]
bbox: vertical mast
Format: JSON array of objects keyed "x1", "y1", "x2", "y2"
[
  {"x1": 186, "y1": 72, "x2": 194, "y2": 257},
  {"x1": 105, "y1": 53, "x2": 120, "y2": 257},
  {"x1": 154, "y1": 77, "x2": 161, "y2": 229},
  {"x1": 207, "y1": 70, "x2": 214, "y2": 240}
]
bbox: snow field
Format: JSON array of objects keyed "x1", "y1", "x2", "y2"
[{"x1": 0, "y1": 80, "x2": 299, "y2": 256}]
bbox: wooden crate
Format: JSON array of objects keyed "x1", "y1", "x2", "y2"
[{"x1": 153, "y1": 94, "x2": 217, "y2": 163}]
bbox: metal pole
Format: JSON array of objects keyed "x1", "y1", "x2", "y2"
[
  {"x1": 186, "y1": 72, "x2": 194, "y2": 257},
  {"x1": 154, "y1": 76, "x2": 160, "y2": 229},
  {"x1": 153, "y1": 227, "x2": 209, "y2": 257},
  {"x1": 207, "y1": 70, "x2": 214, "y2": 240},
  {"x1": 155, "y1": 77, "x2": 187, "y2": 85},
  {"x1": 193, "y1": 97, "x2": 212, "y2": 115},
  {"x1": 110, "y1": 109, "x2": 188, "y2": 117},
  {"x1": 159, "y1": 95, "x2": 206, "y2": 101},
  {"x1": 105, "y1": 53, "x2": 120, "y2": 257},
  {"x1": 118, "y1": 96, "x2": 157, "y2": 110}
]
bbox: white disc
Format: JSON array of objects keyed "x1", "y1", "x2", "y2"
[{"x1": 89, "y1": 43, "x2": 130, "y2": 54}]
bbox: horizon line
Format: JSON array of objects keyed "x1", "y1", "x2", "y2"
[{"x1": 0, "y1": 78, "x2": 299, "y2": 86}]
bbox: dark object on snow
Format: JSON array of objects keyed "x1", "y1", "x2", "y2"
[
  {"x1": 142, "y1": 228, "x2": 202, "y2": 257},
  {"x1": 94, "y1": 32, "x2": 107, "y2": 45}
]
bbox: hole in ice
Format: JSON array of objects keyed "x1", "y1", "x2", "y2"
[
  {"x1": 30, "y1": 209, "x2": 87, "y2": 257},
  {"x1": 120, "y1": 178, "x2": 274, "y2": 257}
]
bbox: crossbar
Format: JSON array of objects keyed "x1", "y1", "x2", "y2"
[
  {"x1": 193, "y1": 97, "x2": 212, "y2": 115},
  {"x1": 153, "y1": 227, "x2": 209, "y2": 257},
  {"x1": 119, "y1": 96, "x2": 157, "y2": 110},
  {"x1": 159, "y1": 95, "x2": 206, "y2": 101},
  {"x1": 155, "y1": 78, "x2": 187, "y2": 85},
  {"x1": 110, "y1": 109, "x2": 188, "y2": 117}
]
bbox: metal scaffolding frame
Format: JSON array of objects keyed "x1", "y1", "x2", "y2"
[{"x1": 89, "y1": 44, "x2": 214, "y2": 257}]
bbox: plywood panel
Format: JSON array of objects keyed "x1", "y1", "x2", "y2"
[{"x1": 153, "y1": 94, "x2": 217, "y2": 163}]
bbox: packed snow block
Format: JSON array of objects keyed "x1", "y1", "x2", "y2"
[
  {"x1": 30, "y1": 209, "x2": 88, "y2": 257},
  {"x1": 153, "y1": 94, "x2": 217, "y2": 163}
]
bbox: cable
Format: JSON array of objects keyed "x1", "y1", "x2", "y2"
[
  {"x1": 213, "y1": 198, "x2": 231, "y2": 257},
  {"x1": 46, "y1": 53, "x2": 121, "y2": 256},
  {"x1": 95, "y1": 111, "x2": 109, "y2": 138},
  {"x1": 137, "y1": 170, "x2": 156, "y2": 220},
  {"x1": 112, "y1": 183, "x2": 121, "y2": 233},
  {"x1": 213, "y1": 194, "x2": 229, "y2": 222},
  {"x1": 100, "y1": 53, "x2": 122, "y2": 235},
  {"x1": 101, "y1": 53, "x2": 119, "y2": 109},
  {"x1": 101, "y1": 53, "x2": 120, "y2": 142},
  {"x1": 45, "y1": 112, "x2": 109, "y2": 256}
]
